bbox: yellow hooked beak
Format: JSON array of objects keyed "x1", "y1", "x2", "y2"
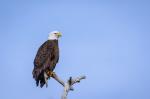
[{"x1": 56, "y1": 32, "x2": 62, "y2": 38}]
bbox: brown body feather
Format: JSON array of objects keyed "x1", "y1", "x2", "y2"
[{"x1": 32, "y1": 40, "x2": 59, "y2": 87}]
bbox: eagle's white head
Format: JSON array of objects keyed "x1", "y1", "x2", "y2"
[{"x1": 48, "y1": 30, "x2": 62, "y2": 40}]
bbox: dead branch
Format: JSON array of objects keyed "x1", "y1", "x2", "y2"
[{"x1": 52, "y1": 73, "x2": 86, "y2": 99}]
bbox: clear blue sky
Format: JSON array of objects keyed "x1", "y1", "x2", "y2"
[{"x1": 0, "y1": 0, "x2": 150, "y2": 99}]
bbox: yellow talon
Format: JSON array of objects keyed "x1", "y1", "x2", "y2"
[
  {"x1": 51, "y1": 72, "x2": 55, "y2": 77},
  {"x1": 46, "y1": 71, "x2": 55, "y2": 77}
]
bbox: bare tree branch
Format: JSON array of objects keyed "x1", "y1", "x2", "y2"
[
  {"x1": 51, "y1": 73, "x2": 86, "y2": 99},
  {"x1": 52, "y1": 73, "x2": 65, "y2": 86}
]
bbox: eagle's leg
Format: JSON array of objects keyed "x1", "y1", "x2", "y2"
[
  {"x1": 44, "y1": 72, "x2": 48, "y2": 87},
  {"x1": 46, "y1": 71, "x2": 55, "y2": 77}
]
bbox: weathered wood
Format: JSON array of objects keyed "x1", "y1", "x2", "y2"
[
  {"x1": 51, "y1": 73, "x2": 86, "y2": 99},
  {"x1": 52, "y1": 73, "x2": 65, "y2": 86}
]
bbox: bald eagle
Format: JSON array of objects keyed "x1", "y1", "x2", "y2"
[{"x1": 32, "y1": 31, "x2": 62, "y2": 88}]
